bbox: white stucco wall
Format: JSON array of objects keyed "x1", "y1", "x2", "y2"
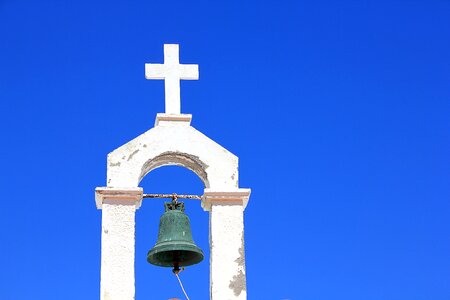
[
  {"x1": 210, "y1": 204, "x2": 246, "y2": 299},
  {"x1": 107, "y1": 115, "x2": 238, "y2": 191},
  {"x1": 96, "y1": 114, "x2": 251, "y2": 300},
  {"x1": 101, "y1": 202, "x2": 137, "y2": 300}
]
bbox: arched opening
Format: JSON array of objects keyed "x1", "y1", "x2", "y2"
[
  {"x1": 136, "y1": 165, "x2": 209, "y2": 299},
  {"x1": 139, "y1": 151, "x2": 210, "y2": 188}
]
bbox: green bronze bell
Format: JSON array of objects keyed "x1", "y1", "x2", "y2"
[{"x1": 147, "y1": 201, "x2": 204, "y2": 271}]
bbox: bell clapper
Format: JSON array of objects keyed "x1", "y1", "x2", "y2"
[
  {"x1": 172, "y1": 263, "x2": 181, "y2": 275},
  {"x1": 172, "y1": 263, "x2": 186, "y2": 275}
]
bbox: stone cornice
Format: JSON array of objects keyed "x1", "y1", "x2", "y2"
[
  {"x1": 95, "y1": 187, "x2": 143, "y2": 209},
  {"x1": 154, "y1": 113, "x2": 192, "y2": 126},
  {"x1": 202, "y1": 188, "x2": 251, "y2": 211}
]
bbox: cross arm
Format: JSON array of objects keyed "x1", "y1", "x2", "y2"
[
  {"x1": 179, "y1": 64, "x2": 199, "y2": 80},
  {"x1": 145, "y1": 63, "x2": 166, "y2": 79}
]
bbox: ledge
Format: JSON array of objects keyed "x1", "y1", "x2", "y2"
[
  {"x1": 95, "y1": 187, "x2": 143, "y2": 209},
  {"x1": 202, "y1": 188, "x2": 251, "y2": 211},
  {"x1": 154, "y1": 113, "x2": 192, "y2": 126}
]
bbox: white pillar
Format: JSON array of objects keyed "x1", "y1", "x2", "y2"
[
  {"x1": 96, "y1": 187, "x2": 143, "y2": 300},
  {"x1": 203, "y1": 190, "x2": 251, "y2": 300}
]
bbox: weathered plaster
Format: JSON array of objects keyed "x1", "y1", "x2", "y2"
[
  {"x1": 210, "y1": 204, "x2": 247, "y2": 300},
  {"x1": 96, "y1": 121, "x2": 250, "y2": 300},
  {"x1": 107, "y1": 116, "x2": 238, "y2": 191},
  {"x1": 95, "y1": 188, "x2": 142, "y2": 300},
  {"x1": 101, "y1": 202, "x2": 137, "y2": 300},
  {"x1": 229, "y1": 270, "x2": 246, "y2": 296}
]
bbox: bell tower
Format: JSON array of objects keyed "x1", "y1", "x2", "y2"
[{"x1": 95, "y1": 44, "x2": 251, "y2": 300}]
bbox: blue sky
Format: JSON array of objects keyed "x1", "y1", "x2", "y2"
[{"x1": 1, "y1": 0, "x2": 450, "y2": 299}]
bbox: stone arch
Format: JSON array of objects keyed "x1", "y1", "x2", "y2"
[
  {"x1": 139, "y1": 151, "x2": 209, "y2": 188},
  {"x1": 106, "y1": 121, "x2": 239, "y2": 191}
]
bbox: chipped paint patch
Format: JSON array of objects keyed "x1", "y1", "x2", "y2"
[
  {"x1": 229, "y1": 269, "x2": 246, "y2": 296},
  {"x1": 235, "y1": 238, "x2": 245, "y2": 267},
  {"x1": 110, "y1": 162, "x2": 121, "y2": 167},
  {"x1": 127, "y1": 149, "x2": 139, "y2": 161}
]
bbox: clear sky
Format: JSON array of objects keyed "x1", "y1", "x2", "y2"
[{"x1": 1, "y1": 0, "x2": 449, "y2": 299}]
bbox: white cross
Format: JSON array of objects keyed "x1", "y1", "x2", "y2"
[{"x1": 145, "y1": 44, "x2": 199, "y2": 114}]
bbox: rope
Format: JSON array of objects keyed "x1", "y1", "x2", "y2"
[{"x1": 175, "y1": 272, "x2": 191, "y2": 300}]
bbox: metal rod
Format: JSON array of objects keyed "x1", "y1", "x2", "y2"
[{"x1": 142, "y1": 193, "x2": 202, "y2": 200}]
